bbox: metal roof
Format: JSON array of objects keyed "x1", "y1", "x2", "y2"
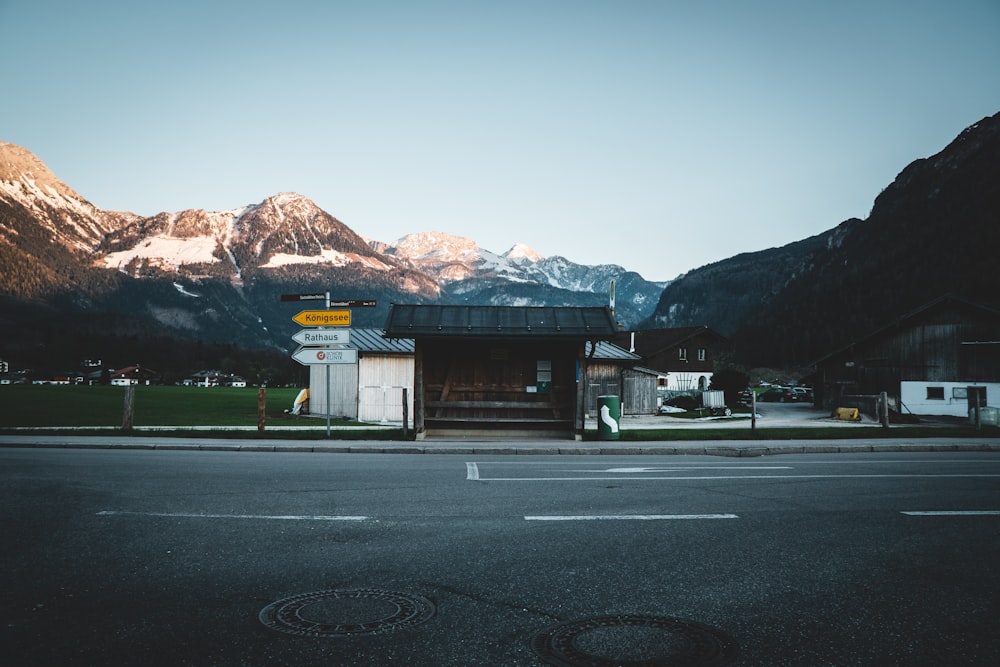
[
  {"x1": 612, "y1": 326, "x2": 729, "y2": 356},
  {"x1": 346, "y1": 328, "x2": 414, "y2": 354},
  {"x1": 384, "y1": 305, "x2": 618, "y2": 339},
  {"x1": 586, "y1": 340, "x2": 642, "y2": 361}
]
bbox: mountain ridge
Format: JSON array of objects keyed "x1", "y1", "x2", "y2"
[
  {"x1": 0, "y1": 144, "x2": 665, "y2": 374},
  {"x1": 643, "y1": 111, "x2": 1000, "y2": 368},
  {"x1": 3, "y1": 109, "x2": 997, "y2": 378}
]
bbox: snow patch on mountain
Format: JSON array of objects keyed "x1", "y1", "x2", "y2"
[
  {"x1": 104, "y1": 236, "x2": 219, "y2": 269},
  {"x1": 503, "y1": 243, "x2": 545, "y2": 262},
  {"x1": 262, "y1": 248, "x2": 394, "y2": 270},
  {"x1": 173, "y1": 282, "x2": 201, "y2": 297}
]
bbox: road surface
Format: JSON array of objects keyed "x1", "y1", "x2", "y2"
[{"x1": 2, "y1": 447, "x2": 998, "y2": 665}]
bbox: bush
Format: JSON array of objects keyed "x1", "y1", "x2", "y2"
[{"x1": 664, "y1": 394, "x2": 699, "y2": 411}]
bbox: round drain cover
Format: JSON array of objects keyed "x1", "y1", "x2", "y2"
[
  {"x1": 259, "y1": 589, "x2": 435, "y2": 637},
  {"x1": 531, "y1": 614, "x2": 738, "y2": 666}
]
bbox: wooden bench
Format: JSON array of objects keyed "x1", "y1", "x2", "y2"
[{"x1": 423, "y1": 400, "x2": 572, "y2": 425}]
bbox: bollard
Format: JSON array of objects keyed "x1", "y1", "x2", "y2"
[{"x1": 597, "y1": 395, "x2": 621, "y2": 440}]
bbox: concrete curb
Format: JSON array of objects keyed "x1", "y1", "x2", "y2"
[{"x1": 2, "y1": 438, "x2": 999, "y2": 456}]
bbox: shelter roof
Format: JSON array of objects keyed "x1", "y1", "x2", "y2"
[{"x1": 385, "y1": 305, "x2": 617, "y2": 339}]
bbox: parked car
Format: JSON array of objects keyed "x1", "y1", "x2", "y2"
[
  {"x1": 758, "y1": 386, "x2": 794, "y2": 402},
  {"x1": 791, "y1": 387, "x2": 815, "y2": 402}
]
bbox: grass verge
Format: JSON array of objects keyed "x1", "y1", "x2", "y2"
[{"x1": 0, "y1": 385, "x2": 393, "y2": 432}]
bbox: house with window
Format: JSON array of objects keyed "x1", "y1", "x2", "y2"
[
  {"x1": 109, "y1": 365, "x2": 159, "y2": 386},
  {"x1": 811, "y1": 294, "x2": 1000, "y2": 418},
  {"x1": 183, "y1": 370, "x2": 223, "y2": 387},
  {"x1": 612, "y1": 326, "x2": 728, "y2": 395}
]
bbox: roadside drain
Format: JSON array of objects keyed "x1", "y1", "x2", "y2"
[
  {"x1": 258, "y1": 589, "x2": 435, "y2": 637},
  {"x1": 531, "y1": 615, "x2": 738, "y2": 666}
]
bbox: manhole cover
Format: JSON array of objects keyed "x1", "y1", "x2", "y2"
[
  {"x1": 259, "y1": 589, "x2": 435, "y2": 637},
  {"x1": 531, "y1": 615, "x2": 738, "y2": 667}
]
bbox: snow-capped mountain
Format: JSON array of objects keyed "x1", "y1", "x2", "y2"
[
  {"x1": 379, "y1": 231, "x2": 666, "y2": 308},
  {"x1": 0, "y1": 141, "x2": 665, "y2": 362},
  {"x1": 96, "y1": 192, "x2": 409, "y2": 282}
]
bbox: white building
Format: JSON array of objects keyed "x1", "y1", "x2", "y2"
[{"x1": 305, "y1": 329, "x2": 414, "y2": 423}]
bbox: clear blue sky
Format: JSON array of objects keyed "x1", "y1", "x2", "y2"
[{"x1": 2, "y1": 0, "x2": 998, "y2": 282}]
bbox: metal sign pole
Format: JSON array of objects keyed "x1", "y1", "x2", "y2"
[{"x1": 325, "y1": 291, "x2": 331, "y2": 437}]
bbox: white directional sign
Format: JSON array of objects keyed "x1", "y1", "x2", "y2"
[
  {"x1": 292, "y1": 328, "x2": 351, "y2": 346},
  {"x1": 291, "y1": 347, "x2": 358, "y2": 365}
]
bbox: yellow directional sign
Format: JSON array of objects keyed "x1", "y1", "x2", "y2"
[{"x1": 292, "y1": 310, "x2": 351, "y2": 327}]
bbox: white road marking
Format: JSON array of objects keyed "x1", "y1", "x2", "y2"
[
  {"x1": 97, "y1": 511, "x2": 368, "y2": 521},
  {"x1": 599, "y1": 467, "x2": 791, "y2": 473},
  {"x1": 525, "y1": 514, "x2": 738, "y2": 521},
  {"x1": 471, "y1": 474, "x2": 1000, "y2": 481},
  {"x1": 466, "y1": 462, "x2": 480, "y2": 480},
  {"x1": 901, "y1": 510, "x2": 1000, "y2": 516}
]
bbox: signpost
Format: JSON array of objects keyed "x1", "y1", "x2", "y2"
[
  {"x1": 292, "y1": 310, "x2": 351, "y2": 327},
  {"x1": 291, "y1": 347, "x2": 358, "y2": 365},
  {"x1": 282, "y1": 294, "x2": 376, "y2": 308},
  {"x1": 280, "y1": 293, "x2": 327, "y2": 302},
  {"x1": 282, "y1": 292, "x2": 377, "y2": 437},
  {"x1": 291, "y1": 328, "x2": 351, "y2": 346}
]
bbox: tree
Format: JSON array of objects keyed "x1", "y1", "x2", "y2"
[{"x1": 710, "y1": 368, "x2": 750, "y2": 407}]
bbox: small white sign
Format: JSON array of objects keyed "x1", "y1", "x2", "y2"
[
  {"x1": 291, "y1": 328, "x2": 351, "y2": 346},
  {"x1": 291, "y1": 347, "x2": 358, "y2": 365}
]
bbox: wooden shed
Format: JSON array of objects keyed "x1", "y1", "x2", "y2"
[
  {"x1": 307, "y1": 328, "x2": 414, "y2": 423},
  {"x1": 583, "y1": 341, "x2": 658, "y2": 416},
  {"x1": 384, "y1": 304, "x2": 618, "y2": 439}
]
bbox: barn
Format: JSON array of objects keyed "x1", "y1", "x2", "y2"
[
  {"x1": 812, "y1": 294, "x2": 1000, "y2": 418},
  {"x1": 384, "y1": 304, "x2": 619, "y2": 439}
]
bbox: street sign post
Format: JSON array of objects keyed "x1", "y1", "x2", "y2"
[
  {"x1": 292, "y1": 328, "x2": 351, "y2": 346},
  {"x1": 292, "y1": 310, "x2": 351, "y2": 327},
  {"x1": 281, "y1": 295, "x2": 374, "y2": 438},
  {"x1": 281, "y1": 294, "x2": 376, "y2": 308},
  {"x1": 329, "y1": 299, "x2": 377, "y2": 308},
  {"x1": 291, "y1": 347, "x2": 358, "y2": 365},
  {"x1": 280, "y1": 293, "x2": 327, "y2": 302}
]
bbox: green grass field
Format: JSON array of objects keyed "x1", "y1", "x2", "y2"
[
  {"x1": 0, "y1": 385, "x2": 314, "y2": 428},
  {"x1": 2, "y1": 384, "x2": 993, "y2": 441}
]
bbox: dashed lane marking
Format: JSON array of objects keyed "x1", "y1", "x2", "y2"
[
  {"x1": 900, "y1": 510, "x2": 1000, "y2": 516},
  {"x1": 525, "y1": 514, "x2": 739, "y2": 521},
  {"x1": 97, "y1": 511, "x2": 368, "y2": 521}
]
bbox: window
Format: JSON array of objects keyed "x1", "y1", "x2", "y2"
[
  {"x1": 697, "y1": 348, "x2": 706, "y2": 361},
  {"x1": 678, "y1": 347, "x2": 687, "y2": 361},
  {"x1": 926, "y1": 386, "x2": 945, "y2": 400}
]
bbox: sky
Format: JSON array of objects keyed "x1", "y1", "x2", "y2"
[{"x1": 2, "y1": 1, "x2": 999, "y2": 282}]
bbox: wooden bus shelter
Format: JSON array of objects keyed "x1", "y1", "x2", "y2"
[{"x1": 384, "y1": 304, "x2": 618, "y2": 439}]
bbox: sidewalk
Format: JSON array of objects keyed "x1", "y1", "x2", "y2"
[
  {"x1": 2, "y1": 434, "x2": 998, "y2": 457},
  {"x1": 3, "y1": 405, "x2": 997, "y2": 456}
]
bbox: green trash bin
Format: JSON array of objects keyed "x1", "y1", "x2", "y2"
[{"x1": 597, "y1": 395, "x2": 621, "y2": 440}]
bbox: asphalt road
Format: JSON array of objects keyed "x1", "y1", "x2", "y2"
[{"x1": 3, "y1": 448, "x2": 999, "y2": 665}]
